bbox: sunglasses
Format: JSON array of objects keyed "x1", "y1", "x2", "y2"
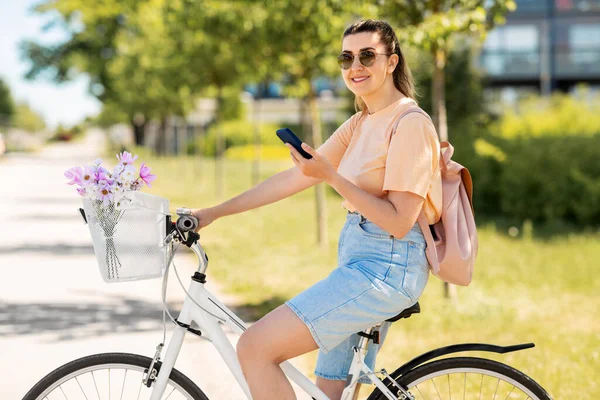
[{"x1": 337, "y1": 50, "x2": 391, "y2": 70}]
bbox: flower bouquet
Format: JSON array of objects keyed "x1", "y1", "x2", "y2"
[{"x1": 66, "y1": 152, "x2": 169, "y2": 282}]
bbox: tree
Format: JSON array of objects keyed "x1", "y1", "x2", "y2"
[
  {"x1": 0, "y1": 78, "x2": 14, "y2": 128},
  {"x1": 259, "y1": 0, "x2": 353, "y2": 249},
  {"x1": 367, "y1": 0, "x2": 515, "y2": 142},
  {"x1": 22, "y1": 0, "x2": 191, "y2": 145},
  {"x1": 13, "y1": 103, "x2": 46, "y2": 132},
  {"x1": 163, "y1": 0, "x2": 270, "y2": 197}
]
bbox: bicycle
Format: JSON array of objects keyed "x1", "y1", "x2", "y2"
[{"x1": 24, "y1": 207, "x2": 553, "y2": 400}]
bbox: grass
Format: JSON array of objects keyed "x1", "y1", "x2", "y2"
[{"x1": 142, "y1": 153, "x2": 599, "y2": 399}]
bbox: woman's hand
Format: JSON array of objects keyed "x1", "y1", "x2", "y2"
[
  {"x1": 286, "y1": 143, "x2": 336, "y2": 183},
  {"x1": 191, "y1": 207, "x2": 218, "y2": 232}
]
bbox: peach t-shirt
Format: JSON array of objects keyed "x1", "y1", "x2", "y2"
[{"x1": 319, "y1": 97, "x2": 442, "y2": 225}]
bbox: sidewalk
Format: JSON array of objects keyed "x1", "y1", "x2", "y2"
[{"x1": 0, "y1": 131, "x2": 311, "y2": 399}]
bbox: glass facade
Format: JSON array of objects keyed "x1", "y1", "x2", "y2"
[
  {"x1": 481, "y1": 24, "x2": 541, "y2": 77},
  {"x1": 480, "y1": 0, "x2": 600, "y2": 85}
]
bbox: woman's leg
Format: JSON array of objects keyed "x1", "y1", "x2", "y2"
[
  {"x1": 316, "y1": 378, "x2": 362, "y2": 400},
  {"x1": 237, "y1": 304, "x2": 319, "y2": 400}
]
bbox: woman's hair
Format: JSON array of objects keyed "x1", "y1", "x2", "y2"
[{"x1": 343, "y1": 19, "x2": 416, "y2": 113}]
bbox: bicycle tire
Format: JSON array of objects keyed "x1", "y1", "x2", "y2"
[
  {"x1": 22, "y1": 352, "x2": 209, "y2": 400},
  {"x1": 366, "y1": 356, "x2": 552, "y2": 400}
]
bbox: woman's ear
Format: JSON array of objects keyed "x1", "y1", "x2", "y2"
[{"x1": 388, "y1": 54, "x2": 399, "y2": 74}]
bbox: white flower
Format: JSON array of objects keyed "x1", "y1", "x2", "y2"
[{"x1": 120, "y1": 165, "x2": 138, "y2": 184}]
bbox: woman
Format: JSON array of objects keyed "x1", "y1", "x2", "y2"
[{"x1": 192, "y1": 19, "x2": 442, "y2": 400}]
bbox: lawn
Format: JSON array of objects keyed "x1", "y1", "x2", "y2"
[{"x1": 145, "y1": 153, "x2": 599, "y2": 399}]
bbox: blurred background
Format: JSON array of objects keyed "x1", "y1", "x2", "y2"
[{"x1": 0, "y1": 0, "x2": 599, "y2": 399}]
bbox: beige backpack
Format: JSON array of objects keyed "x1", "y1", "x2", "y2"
[{"x1": 392, "y1": 108, "x2": 478, "y2": 286}]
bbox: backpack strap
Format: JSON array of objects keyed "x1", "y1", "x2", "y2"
[
  {"x1": 390, "y1": 106, "x2": 442, "y2": 273},
  {"x1": 390, "y1": 107, "x2": 432, "y2": 135}
]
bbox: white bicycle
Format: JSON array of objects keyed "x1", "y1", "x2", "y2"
[{"x1": 24, "y1": 207, "x2": 552, "y2": 400}]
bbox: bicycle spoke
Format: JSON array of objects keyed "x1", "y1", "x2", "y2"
[
  {"x1": 137, "y1": 376, "x2": 143, "y2": 400},
  {"x1": 415, "y1": 386, "x2": 427, "y2": 400},
  {"x1": 109, "y1": 368, "x2": 111, "y2": 400},
  {"x1": 431, "y1": 377, "x2": 442, "y2": 400},
  {"x1": 447, "y1": 374, "x2": 451, "y2": 400},
  {"x1": 415, "y1": 384, "x2": 427, "y2": 400},
  {"x1": 120, "y1": 369, "x2": 127, "y2": 400},
  {"x1": 503, "y1": 385, "x2": 516, "y2": 400},
  {"x1": 92, "y1": 371, "x2": 101, "y2": 400},
  {"x1": 493, "y1": 378, "x2": 500, "y2": 400},
  {"x1": 463, "y1": 372, "x2": 466, "y2": 400},
  {"x1": 75, "y1": 376, "x2": 89, "y2": 400},
  {"x1": 59, "y1": 385, "x2": 68, "y2": 400},
  {"x1": 164, "y1": 386, "x2": 177, "y2": 400},
  {"x1": 479, "y1": 374, "x2": 483, "y2": 400}
]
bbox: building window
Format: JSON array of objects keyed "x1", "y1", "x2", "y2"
[{"x1": 481, "y1": 25, "x2": 540, "y2": 77}]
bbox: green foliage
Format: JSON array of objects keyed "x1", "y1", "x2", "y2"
[
  {"x1": 199, "y1": 120, "x2": 284, "y2": 157},
  {"x1": 491, "y1": 90, "x2": 600, "y2": 138},
  {"x1": 472, "y1": 92, "x2": 600, "y2": 226},
  {"x1": 374, "y1": 0, "x2": 516, "y2": 50},
  {"x1": 498, "y1": 134, "x2": 600, "y2": 225},
  {"x1": 225, "y1": 144, "x2": 290, "y2": 161},
  {"x1": 12, "y1": 103, "x2": 46, "y2": 133},
  {"x1": 0, "y1": 78, "x2": 14, "y2": 126}
]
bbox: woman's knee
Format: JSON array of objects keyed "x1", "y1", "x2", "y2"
[{"x1": 237, "y1": 327, "x2": 267, "y2": 363}]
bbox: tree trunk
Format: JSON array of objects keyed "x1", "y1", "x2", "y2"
[
  {"x1": 215, "y1": 86, "x2": 225, "y2": 198},
  {"x1": 155, "y1": 117, "x2": 168, "y2": 156},
  {"x1": 252, "y1": 97, "x2": 261, "y2": 186},
  {"x1": 431, "y1": 45, "x2": 455, "y2": 301},
  {"x1": 132, "y1": 119, "x2": 146, "y2": 147},
  {"x1": 308, "y1": 93, "x2": 328, "y2": 249},
  {"x1": 432, "y1": 45, "x2": 448, "y2": 143}
]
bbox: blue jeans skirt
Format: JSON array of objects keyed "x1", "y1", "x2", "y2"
[{"x1": 285, "y1": 212, "x2": 430, "y2": 382}]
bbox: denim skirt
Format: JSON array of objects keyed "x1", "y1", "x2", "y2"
[{"x1": 285, "y1": 212, "x2": 430, "y2": 382}]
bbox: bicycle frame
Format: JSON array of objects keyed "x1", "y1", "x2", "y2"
[{"x1": 150, "y1": 241, "x2": 401, "y2": 400}]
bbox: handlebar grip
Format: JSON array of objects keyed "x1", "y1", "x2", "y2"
[{"x1": 177, "y1": 215, "x2": 199, "y2": 232}]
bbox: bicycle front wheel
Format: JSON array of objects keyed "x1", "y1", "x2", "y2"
[
  {"x1": 23, "y1": 352, "x2": 208, "y2": 400},
  {"x1": 367, "y1": 357, "x2": 552, "y2": 400}
]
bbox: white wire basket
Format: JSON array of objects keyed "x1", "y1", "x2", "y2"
[{"x1": 82, "y1": 192, "x2": 171, "y2": 283}]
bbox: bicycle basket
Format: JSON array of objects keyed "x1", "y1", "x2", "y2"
[{"x1": 82, "y1": 192, "x2": 170, "y2": 283}]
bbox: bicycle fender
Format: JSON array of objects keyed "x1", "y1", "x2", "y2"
[{"x1": 393, "y1": 342, "x2": 535, "y2": 377}]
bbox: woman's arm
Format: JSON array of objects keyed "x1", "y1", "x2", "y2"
[
  {"x1": 327, "y1": 173, "x2": 424, "y2": 239},
  {"x1": 192, "y1": 166, "x2": 320, "y2": 229},
  {"x1": 287, "y1": 142, "x2": 423, "y2": 239}
]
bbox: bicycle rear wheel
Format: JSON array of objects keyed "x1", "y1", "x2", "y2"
[
  {"x1": 23, "y1": 352, "x2": 208, "y2": 400},
  {"x1": 367, "y1": 356, "x2": 552, "y2": 400}
]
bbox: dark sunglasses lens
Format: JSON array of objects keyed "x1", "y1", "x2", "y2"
[
  {"x1": 359, "y1": 51, "x2": 376, "y2": 67},
  {"x1": 337, "y1": 54, "x2": 353, "y2": 69}
]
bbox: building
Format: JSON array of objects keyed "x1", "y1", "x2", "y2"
[{"x1": 480, "y1": 0, "x2": 600, "y2": 101}]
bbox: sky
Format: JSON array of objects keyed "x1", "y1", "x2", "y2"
[{"x1": 0, "y1": 0, "x2": 101, "y2": 128}]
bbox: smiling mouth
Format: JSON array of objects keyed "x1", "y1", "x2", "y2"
[{"x1": 351, "y1": 76, "x2": 369, "y2": 83}]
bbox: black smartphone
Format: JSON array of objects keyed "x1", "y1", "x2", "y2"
[{"x1": 276, "y1": 128, "x2": 313, "y2": 159}]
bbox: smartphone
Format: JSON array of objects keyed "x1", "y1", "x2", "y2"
[{"x1": 276, "y1": 128, "x2": 313, "y2": 159}]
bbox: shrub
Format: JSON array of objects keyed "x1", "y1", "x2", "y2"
[{"x1": 476, "y1": 90, "x2": 600, "y2": 226}]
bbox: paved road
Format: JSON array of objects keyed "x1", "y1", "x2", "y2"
[{"x1": 0, "y1": 131, "x2": 311, "y2": 399}]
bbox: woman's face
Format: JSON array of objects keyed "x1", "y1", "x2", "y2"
[{"x1": 340, "y1": 31, "x2": 397, "y2": 98}]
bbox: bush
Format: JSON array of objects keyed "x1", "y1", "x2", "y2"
[
  {"x1": 499, "y1": 134, "x2": 600, "y2": 225},
  {"x1": 225, "y1": 144, "x2": 290, "y2": 161},
  {"x1": 474, "y1": 91, "x2": 600, "y2": 226},
  {"x1": 198, "y1": 120, "x2": 284, "y2": 157},
  {"x1": 492, "y1": 90, "x2": 600, "y2": 139}
]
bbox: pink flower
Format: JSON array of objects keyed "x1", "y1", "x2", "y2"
[
  {"x1": 81, "y1": 166, "x2": 96, "y2": 186},
  {"x1": 139, "y1": 163, "x2": 156, "y2": 187},
  {"x1": 76, "y1": 187, "x2": 87, "y2": 197},
  {"x1": 64, "y1": 167, "x2": 83, "y2": 186},
  {"x1": 117, "y1": 151, "x2": 138, "y2": 166},
  {"x1": 98, "y1": 182, "x2": 114, "y2": 205}
]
